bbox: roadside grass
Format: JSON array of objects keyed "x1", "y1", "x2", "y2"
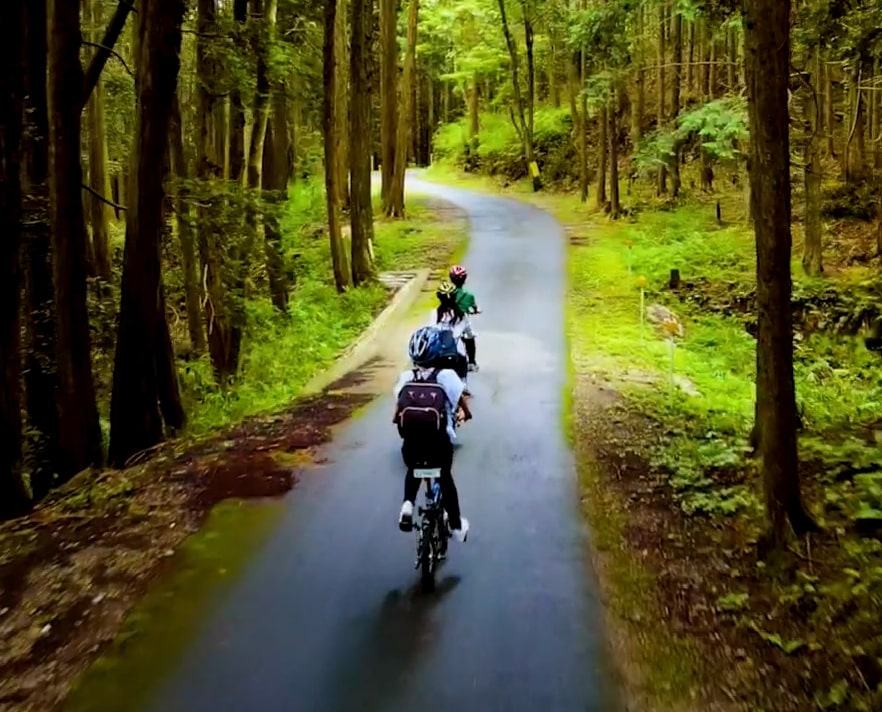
[
  {"x1": 180, "y1": 179, "x2": 467, "y2": 434},
  {"x1": 427, "y1": 162, "x2": 882, "y2": 709}
]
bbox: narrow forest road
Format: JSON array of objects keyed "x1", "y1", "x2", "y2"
[{"x1": 131, "y1": 176, "x2": 617, "y2": 711}]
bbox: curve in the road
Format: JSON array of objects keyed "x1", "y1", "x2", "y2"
[{"x1": 77, "y1": 176, "x2": 620, "y2": 712}]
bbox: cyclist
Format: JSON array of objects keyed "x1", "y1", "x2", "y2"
[
  {"x1": 394, "y1": 327, "x2": 471, "y2": 542},
  {"x1": 448, "y1": 265, "x2": 479, "y2": 371},
  {"x1": 432, "y1": 281, "x2": 469, "y2": 380}
]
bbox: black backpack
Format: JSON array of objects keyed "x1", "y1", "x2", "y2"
[{"x1": 395, "y1": 369, "x2": 448, "y2": 439}]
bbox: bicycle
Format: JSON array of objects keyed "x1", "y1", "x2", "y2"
[{"x1": 412, "y1": 467, "x2": 449, "y2": 592}]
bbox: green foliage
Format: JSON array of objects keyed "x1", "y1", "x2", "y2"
[
  {"x1": 434, "y1": 109, "x2": 574, "y2": 182},
  {"x1": 635, "y1": 98, "x2": 748, "y2": 177},
  {"x1": 716, "y1": 591, "x2": 749, "y2": 612},
  {"x1": 179, "y1": 179, "x2": 467, "y2": 434}
]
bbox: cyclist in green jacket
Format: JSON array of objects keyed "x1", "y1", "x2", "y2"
[{"x1": 448, "y1": 265, "x2": 479, "y2": 371}]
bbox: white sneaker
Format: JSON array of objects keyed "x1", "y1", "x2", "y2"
[
  {"x1": 468, "y1": 362, "x2": 479, "y2": 373},
  {"x1": 451, "y1": 517, "x2": 469, "y2": 543},
  {"x1": 398, "y1": 501, "x2": 414, "y2": 532}
]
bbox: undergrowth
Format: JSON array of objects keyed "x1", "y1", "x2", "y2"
[{"x1": 179, "y1": 178, "x2": 466, "y2": 434}]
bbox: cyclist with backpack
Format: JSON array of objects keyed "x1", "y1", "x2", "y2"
[
  {"x1": 393, "y1": 327, "x2": 471, "y2": 542},
  {"x1": 448, "y1": 265, "x2": 480, "y2": 372},
  {"x1": 432, "y1": 281, "x2": 469, "y2": 380}
]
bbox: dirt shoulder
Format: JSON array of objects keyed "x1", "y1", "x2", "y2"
[{"x1": 0, "y1": 371, "x2": 378, "y2": 711}]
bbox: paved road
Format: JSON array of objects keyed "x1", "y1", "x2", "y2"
[{"x1": 143, "y1": 177, "x2": 618, "y2": 711}]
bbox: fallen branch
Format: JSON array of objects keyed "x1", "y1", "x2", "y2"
[
  {"x1": 82, "y1": 183, "x2": 128, "y2": 212},
  {"x1": 82, "y1": 0, "x2": 137, "y2": 107},
  {"x1": 81, "y1": 40, "x2": 134, "y2": 78}
]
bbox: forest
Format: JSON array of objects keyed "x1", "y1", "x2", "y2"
[{"x1": 2, "y1": 0, "x2": 882, "y2": 709}]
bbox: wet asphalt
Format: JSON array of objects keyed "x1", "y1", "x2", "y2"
[{"x1": 142, "y1": 176, "x2": 618, "y2": 711}]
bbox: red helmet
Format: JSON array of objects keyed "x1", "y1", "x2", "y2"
[{"x1": 449, "y1": 264, "x2": 468, "y2": 285}]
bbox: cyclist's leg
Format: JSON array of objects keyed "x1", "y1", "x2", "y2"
[
  {"x1": 464, "y1": 337, "x2": 476, "y2": 365},
  {"x1": 401, "y1": 440, "x2": 420, "y2": 504},
  {"x1": 437, "y1": 438, "x2": 462, "y2": 530}
]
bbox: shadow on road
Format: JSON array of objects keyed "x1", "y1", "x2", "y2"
[{"x1": 321, "y1": 575, "x2": 461, "y2": 711}]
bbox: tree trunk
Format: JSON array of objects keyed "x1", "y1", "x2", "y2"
[
  {"x1": 743, "y1": 0, "x2": 816, "y2": 546},
  {"x1": 388, "y1": 0, "x2": 418, "y2": 217},
  {"x1": 687, "y1": 19, "x2": 694, "y2": 93},
  {"x1": 595, "y1": 107, "x2": 608, "y2": 210},
  {"x1": 844, "y1": 68, "x2": 865, "y2": 183},
  {"x1": 802, "y1": 55, "x2": 823, "y2": 278},
  {"x1": 498, "y1": 0, "x2": 538, "y2": 190},
  {"x1": 0, "y1": 0, "x2": 31, "y2": 516},
  {"x1": 656, "y1": 4, "x2": 667, "y2": 194},
  {"x1": 197, "y1": 0, "x2": 241, "y2": 379},
  {"x1": 20, "y1": 0, "x2": 62, "y2": 498},
  {"x1": 247, "y1": 0, "x2": 276, "y2": 199},
  {"x1": 709, "y1": 35, "x2": 718, "y2": 98},
  {"x1": 82, "y1": 0, "x2": 135, "y2": 104},
  {"x1": 869, "y1": 59, "x2": 878, "y2": 170},
  {"x1": 803, "y1": 129, "x2": 823, "y2": 277},
  {"x1": 350, "y1": 0, "x2": 376, "y2": 283},
  {"x1": 427, "y1": 75, "x2": 434, "y2": 161},
  {"x1": 263, "y1": 88, "x2": 292, "y2": 312},
  {"x1": 324, "y1": 0, "x2": 353, "y2": 290},
  {"x1": 631, "y1": 5, "x2": 644, "y2": 146},
  {"x1": 523, "y1": 1, "x2": 538, "y2": 190},
  {"x1": 468, "y1": 75, "x2": 480, "y2": 140},
  {"x1": 109, "y1": 0, "x2": 186, "y2": 466},
  {"x1": 727, "y1": 26, "x2": 737, "y2": 92},
  {"x1": 700, "y1": 18, "x2": 710, "y2": 99},
  {"x1": 670, "y1": 10, "x2": 682, "y2": 196},
  {"x1": 379, "y1": 0, "x2": 398, "y2": 209},
  {"x1": 609, "y1": 92, "x2": 621, "y2": 218},
  {"x1": 47, "y1": 0, "x2": 103, "y2": 475},
  {"x1": 548, "y1": 31, "x2": 560, "y2": 108},
  {"x1": 169, "y1": 94, "x2": 206, "y2": 352},
  {"x1": 335, "y1": 0, "x2": 350, "y2": 208},
  {"x1": 873, "y1": 59, "x2": 881, "y2": 171},
  {"x1": 573, "y1": 35, "x2": 588, "y2": 203},
  {"x1": 229, "y1": 0, "x2": 248, "y2": 183},
  {"x1": 84, "y1": 0, "x2": 113, "y2": 281},
  {"x1": 824, "y1": 56, "x2": 835, "y2": 156}
]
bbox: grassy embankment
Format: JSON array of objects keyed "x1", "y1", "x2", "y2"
[{"x1": 175, "y1": 179, "x2": 467, "y2": 434}]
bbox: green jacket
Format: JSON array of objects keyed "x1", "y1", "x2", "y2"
[{"x1": 454, "y1": 287, "x2": 477, "y2": 314}]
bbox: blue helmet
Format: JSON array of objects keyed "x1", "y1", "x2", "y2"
[{"x1": 408, "y1": 326, "x2": 437, "y2": 366}]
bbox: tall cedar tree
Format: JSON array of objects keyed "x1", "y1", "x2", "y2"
[
  {"x1": 498, "y1": 0, "x2": 540, "y2": 191},
  {"x1": 670, "y1": 9, "x2": 682, "y2": 196},
  {"x1": 47, "y1": 0, "x2": 103, "y2": 475},
  {"x1": 379, "y1": 0, "x2": 399, "y2": 210},
  {"x1": 109, "y1": 0, "x2": 186, "y2": 466},
  {"x1": 388, "y1": 0, "x2": 419, "y2": 217},
  {"x1": 22, "y1": 0, "x2": 62, "y2": 498},
  {"x1": 197, "y1": 0, "x2": 242, "y2": 379},
  {"x1": 84, "y1": 0, "x2": 113, "y2": 280},
  {"x1": 656, "y1": 4, "x2": 666, "y2": 194},
  {"x1": 0, "y1": 0, "x2": 31, "y2": 516},
  {"x1": 743, "y1": 0, "x2": 817, "y2": 546},
  {"x1": 247, "y1": 0, "x2": 278, "y2": 201},
  {"x1": 169, "y1": 94, "x2": 207, "y2": 351},
  {"x1": 230, "y1": 0, "x2": 249, "y2": 183},
  {"x1": 802, "y1": 55, "x2": 823, "y2": 277},
  {"x1": 263, "y1": 88, "x2": 293, "y2": 311},
  {"x1": 350, "y1": 0, "x2": 377, "y2": 283},
  {"x1": 323, "y1": 0, "x2": 353, "y2": 290}
]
